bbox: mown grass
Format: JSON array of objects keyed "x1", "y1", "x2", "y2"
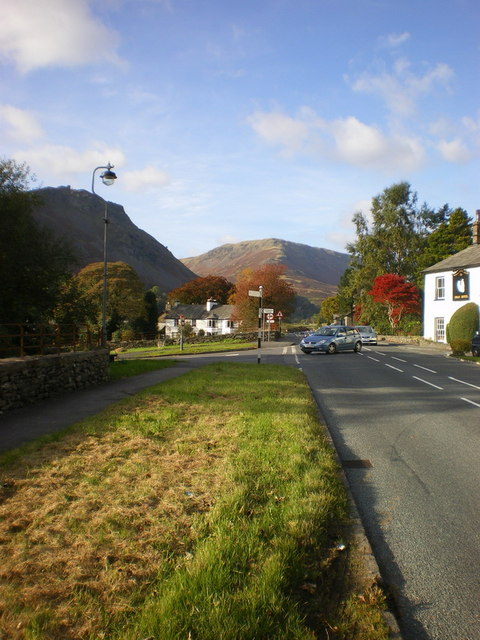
[
  {"x1": 0, "y1": 363, "x2": 389, "y2": 640},
  {"x1": 109, "y1": 358, "x2": 177, "y2": 380},
  {"x1": 113, "y1": 339, "x2": 256, "y2": 357}
]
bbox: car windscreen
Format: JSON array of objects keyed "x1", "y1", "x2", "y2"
[
  {"x1": 356, "y1": 326, "x2": 373, "y2": 332},
  {"x1": 313, "y1": 328, "x2": 336, "y2": 336}
]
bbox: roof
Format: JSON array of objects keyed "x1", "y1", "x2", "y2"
[
  {"x1": 164, "y1": 303, "x2": 235, "y2": 321},
  {"x1": 423, "y1": 244, "x2": 480, "y2": 274}
]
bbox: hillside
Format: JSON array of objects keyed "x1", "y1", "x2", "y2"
[
  {"x1": 181, "y1": 238, "x2": 350, "y2": 306},
  {"x1": 32, "y1": 186, "x2": 197, "y2": 292}
]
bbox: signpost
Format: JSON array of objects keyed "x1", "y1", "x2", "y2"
[{"x1": 249, "y1": 286, "x2": 263, "y2": 363}]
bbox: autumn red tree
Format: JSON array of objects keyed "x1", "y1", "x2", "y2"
[
  {"x1": 233, "y1": 264, "x2": 295, "y2": 330},
  {"x1": 168, "y1": 275, "x2": 235, "y2": 305},
  {"x1": 368, "y1": 274, "x2": 420, "y2": 330}
]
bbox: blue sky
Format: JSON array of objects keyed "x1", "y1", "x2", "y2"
[{"x1": 1, "y1": 0, "x2": 479, "y2": 259}]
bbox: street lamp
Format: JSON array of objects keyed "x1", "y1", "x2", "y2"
[{"x1": 91, "y1": 163, "x2": 117, "y2": 347}]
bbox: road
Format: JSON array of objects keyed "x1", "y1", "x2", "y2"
[{"x1": 244, "y1": 340, "x2": 480, "y2": 640}]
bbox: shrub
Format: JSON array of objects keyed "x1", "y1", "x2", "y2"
[
  {"x1": 446, "y1": 302, "x2": 479, "y2": 345},
  {"x1": 449, "y1": 338, "x2": 471, "y2": 356}
]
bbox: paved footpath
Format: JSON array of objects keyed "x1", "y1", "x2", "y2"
[{"x1": 0, "y1": 359, "x2": 202, "y2": 453}]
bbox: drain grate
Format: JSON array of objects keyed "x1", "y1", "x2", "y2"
[{"x1": 341, "y1": 459, "x2": 372, "y2": 469}]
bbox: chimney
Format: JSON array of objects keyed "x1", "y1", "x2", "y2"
[
  {"x1": 206, "y1": 298, "x2": 217, "y2": 312},
  {"x1": 473, "y1": 210, "x2": 480, "y2": 245}
]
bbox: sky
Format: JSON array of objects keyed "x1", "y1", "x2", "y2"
[{"x1": 1, "y1": 0, "x2": 479, "y2": 260}]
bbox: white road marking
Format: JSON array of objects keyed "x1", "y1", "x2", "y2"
[
  {"x1": 385, "y1": 364, "x2": 403, "y2": 372},
  {"x1": 414, "y1": 364, "x2": 437, "y2": 374},
  {"x1": 412, "y1": 376, "x2": 443, "y2": 390},
  {"x1": 461, "y1": 397, "x2": 480, "y2": 408},
  {"x1": 392, "y1": 357, "x2": 407, "y2": 363},
  {"x1": 368, "y1": 356, "x2": 380, "y2": 362},
  {"x1": 449, "y1": 377, "x2": 480, "y2": 390}
]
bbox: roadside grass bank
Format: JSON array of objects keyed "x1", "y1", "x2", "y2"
[
  {"x1": 109, "y1": 358, "x2": 178, "y2": 380},
  {"x1": 113, "y1": 339, "x2": 257, "y2": 358},
  {"x1": 0, "y1": 363, "x2": 389, "y2": 640}
]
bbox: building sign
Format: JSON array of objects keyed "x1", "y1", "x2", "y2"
[{"x1": 452, "y1": 269, "x2": 469, "y2": 301}]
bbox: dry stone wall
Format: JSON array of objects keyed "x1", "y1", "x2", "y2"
[{"x1": 0, "y1": 350, "x2": 110, "y2": 413}]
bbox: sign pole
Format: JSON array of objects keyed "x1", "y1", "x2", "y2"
[{"x1": 257, "y1": 286, "x2": 263, "y2": 364}]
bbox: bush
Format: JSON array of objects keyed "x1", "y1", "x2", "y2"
[
  {"x1": 446, "y1": 302, "x2": 479, "y2": 345},
  {"x1": 449, "y1": 338, "x2": 471, "y2": 356}
]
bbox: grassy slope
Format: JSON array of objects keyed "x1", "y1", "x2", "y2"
[{"x1": 0, "y1": 362, "x2": 389, "y2": 640}]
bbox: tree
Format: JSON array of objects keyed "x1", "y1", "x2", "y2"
[
  {"x1": 233, "y1": 264, "x2": 295, "y2": 330},
  {"x1": 168, "y1": 275, "x2": 235, "y2": 305},
  {"x1": 0, "y1": 158, "x2": 74, "y2": 323},
  {"x1": 75, "y1": 262, "x2": 145, "y2": 337},
  {"x1": 318, "y1": 296, "x2": 339, "y2": 324},
  {"x1": 416, "y1": 206, "x2": 472, "y2": 285},
  {"x1": 368, "y1": 274, "x2": 421, "y2": 331}
]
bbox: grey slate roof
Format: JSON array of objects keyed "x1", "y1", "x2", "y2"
[
  {"x1": 164, "y1": 303, "x2": 234, "y2": 320},
  {"x1": 423, "y1": 244, "x2": 480, "y2": 273}
]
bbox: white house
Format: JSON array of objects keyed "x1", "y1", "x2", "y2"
[
  {"x1": 423, "y1": 212, "x2": 480, "y2": 342},
  {"x1": 162, "y1": 299, "x2": 239, "y2": 338}
]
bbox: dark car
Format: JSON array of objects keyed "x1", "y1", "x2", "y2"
[
  {"x1": 472, "y1": 333, "x2": 480, "y2": 357},
  {"x1": 299, "y1": 325, "x2": 362, "y2": 354}
]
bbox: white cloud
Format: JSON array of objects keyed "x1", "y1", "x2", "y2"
[
  {"x1": 350, "y1": 59, "x2": 454, "y2": 117},
  {"x1": 122, "y1": 166, "x2": 170, "y2": 191},
  {"x1": 12, "y1": 144, "x2": 126, "y2": 182},
  {"x1": 380, "y1": 32, "x2": 411, "y2": 48},
  {"x1": 0, "y1": 0, "x2": 122, "y2": 73},
  {"x1": 437, "y1": 138, "x2": 472, "y2": 163},
  {"x1": 0, "y1": 104, "x2": 44, "y2": 142},
  {"x1": 247, "y1": 110, "x2": 310, "y2": 155},
  {"x1": 247, "y1": 109, "x2": 425, "y2": 171}
]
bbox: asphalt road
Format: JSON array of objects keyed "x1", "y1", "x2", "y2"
[{"x1": 257, "y1": 341, "x2": 480, "y2": 640}]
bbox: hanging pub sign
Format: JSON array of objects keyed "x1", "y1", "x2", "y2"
[{"x1": 452, "y1": 269, "x2": 470, "y2": 300}]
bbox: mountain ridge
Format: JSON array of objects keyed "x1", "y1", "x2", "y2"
[
  {"x1": 181, "y1": 238, "x2": 350, "y2": 305},
  {"x1": 31, "y1": 186, "x2": 197, "y2": 292}
]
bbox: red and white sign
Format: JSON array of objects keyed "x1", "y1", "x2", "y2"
[{"x1": 276, "y1": 311, "x2": 283, "y2": 318}]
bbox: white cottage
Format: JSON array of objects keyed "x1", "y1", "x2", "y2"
[
  {"x1": 423, "y1": 212, "x2": 480, "y2": 342},
  {"x1": 163, "y1": 299, "x2": 239, "y2": 338}
]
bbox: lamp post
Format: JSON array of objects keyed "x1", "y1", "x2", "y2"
[{"x1": 91, "y1": 163, "x2": 117, "y2": 347}]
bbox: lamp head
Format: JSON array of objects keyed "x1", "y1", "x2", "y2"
[{"x1": 101, "y1": 167, "x2": 117, "y2": 186}]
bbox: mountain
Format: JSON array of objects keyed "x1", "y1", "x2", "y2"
[
  {"x1": 31, "y1": 186, "x2": 197, "y2": 291},
  {"x1": 181, "y1": 238, "x2": 350, "y2": 306}
]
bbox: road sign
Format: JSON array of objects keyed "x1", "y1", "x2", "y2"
[
  {"x1": 267, "y1": 313, "x2": 274, "y2": 320},
  {"x1": 267, "y1": 319, "x2": 275, "y2": 323},
  {"x1": 263, "y1": 308, "x2": 274, "y2": 314},
  {"x1": 276, "y1": 311, "x2": 283, "y2": 318},
  {"x1": 248, "y1": 290, "x2": 261, "y2": 298}
]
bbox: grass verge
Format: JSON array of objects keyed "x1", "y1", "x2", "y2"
[
  {"x1": 114, "y1": 339, "x2": 256, "y2": 357},
  {"x1": 0, "y1": 363, "x2": 389, "y2": 640}
]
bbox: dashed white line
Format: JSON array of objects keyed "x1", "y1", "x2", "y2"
[
  {"x1": 412, "y1": 376, "x2": 443, "y2": 390},
  {"x1": 414, "y1": 364, "x2": 437, "y2": 374},
  {"x1": 461, "y1": 397, "x2": 480, "y2": 408},
  {"x1": 392, "y1": 357, "x2": 407, "y2": 363},
  {"x1": 449, "y1": 377, "x2": 480, "y2": 390},
  {"x1": 385, "y1": 363, "x2": 403, "y2": 372}
]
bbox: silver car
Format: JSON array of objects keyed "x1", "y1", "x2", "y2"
[
  {"x1": 300, "y1": 325, "x2": 362, "y2": 354},
  {"x1": 355, "y1": 325, "x2": 377, "y2": 345}
]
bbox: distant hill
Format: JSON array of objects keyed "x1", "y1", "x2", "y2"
[
  {"x1": 181, "y1": 238, "x2": 350, "y2": 308},
  {"x1": 32, "y1": 186, "x2": 197, "y2": 292}
]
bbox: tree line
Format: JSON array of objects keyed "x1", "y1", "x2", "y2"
[{"x1": 320, "y1": 182, "x2": 472, "y2": 333}]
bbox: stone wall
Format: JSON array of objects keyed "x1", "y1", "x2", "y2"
[{"x1": 0, "y1": 350, "x2": 110, "y2": 413}]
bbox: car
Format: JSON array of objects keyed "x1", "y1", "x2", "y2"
[
  {"x1": 472, "y1": 333, "x2": 480, "y2": 357},
  {"x1": 354, "y1": 325, "x2": 377, "y2": 345},
  {"x1": 299, "y1": 325, "x2": 362, "y2": 354}
]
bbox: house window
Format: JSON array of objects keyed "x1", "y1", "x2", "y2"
[
  {"x1": 226, "y1": 320, "x2": 234, "y2": 328},
  {"x1": 434, "y1": 317, "x2": 445, "y2": 342},
  {"x1": 435, "y1": 277, "x2": 445, "y2": 300},
  {"x1": 208, "y1": 319, "x2": 217, "y2": 328}
]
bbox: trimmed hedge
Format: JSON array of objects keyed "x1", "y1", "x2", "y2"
[{"x1": 446, "y1": 302, "x2": 479, "y2": 345}]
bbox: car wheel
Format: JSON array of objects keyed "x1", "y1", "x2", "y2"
[
  {"x1": 354, "y1": 341, "x2": 362, "y2": 352},
  {"x1": 303, "y1": 350, "x2": 312, "y2": 354},
  {"x1": 327, "y1": 343, "x2": 336, "y2": 354},
  {"x1": 472, "y1": 347, "x2": 480, "y2": 357}
]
